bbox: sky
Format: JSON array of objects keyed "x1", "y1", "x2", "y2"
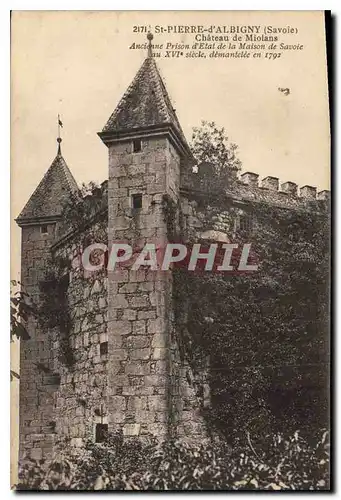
[{"x1": 11, "y1": 10, "x2": 330, "y2": 278}]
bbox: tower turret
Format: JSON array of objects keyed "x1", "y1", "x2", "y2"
[
  {"x1": 16, "y1": 134, "x2": 78, "y2": 461},
  {"x1": 98, "y1": 36, "x2": 203, "y2": 439}
]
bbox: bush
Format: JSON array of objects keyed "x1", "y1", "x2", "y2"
[{"x1": 17, "y1": 430, "x2": 329, "y2": 491}]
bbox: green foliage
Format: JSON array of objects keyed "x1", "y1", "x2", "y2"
[
  {"x1": 162, "y1": 194, "x2": 179, "y2": 240},
  {"x1": 173, "y1": 200, "x2": 329, "y2": 440},
  {"x1": 37, "y1": 182, "x2": 108, "y2": 368},
  {"x1": 10, "y1": 280, "x2": 37, "y2": 343},
  {"x1": 60, "y1": 181, "x2": 106, "y2": 236},
  {"x1": 17, "y1": 456, "x2": 72, "y2": 491},
  {"x1": 191, "y1": 120, "x2": 242, "y2": 176},
  {"x1": 10, "y1": 280, "x2": 37, "y2": 380},
  {"x1": 17, "y1": 431, "x2": 329, "y2": 491},
  {"x1": 39, "y1": 264, "x2": 70, "y2": 331},
  {"x1": 175, "y1": 122, "x2": 329, "y2": 442},
  {"x1": 38, "y1": 258, "x2": 75, "y2": 368}
]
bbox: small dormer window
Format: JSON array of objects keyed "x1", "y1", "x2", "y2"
[
  {"x1": 133, "y1": 139, "x2": 142, "y2": 153},
  {"x1": 41, "y1": 225, "x2": 48, "y2": 235}
]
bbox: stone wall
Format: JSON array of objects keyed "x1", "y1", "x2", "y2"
[
  {"x1": 19, "y1": 159, "x2": 329, "y2": 458},
  {"x1": 178, "y1": 174, "x2": 330, "y2": 441},
  {"x1": 19, "y1": 223, "x2": 59, "y2": 461},
  {"x1": 19, "y1": 215, "x2": 108, "y2": 461},
  {"x1": 107, "y1": 136, "x2": 207, "y2": 440},
  {"x1": 51, "y1": 218, "x2": 108, "y2": 449}
]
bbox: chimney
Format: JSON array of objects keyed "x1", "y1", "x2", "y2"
[
  {"x1": 300, "y1": 185, "x2": 317, "y2": 199},
  {"x1": 240, "y1": 172, "x2": 259, "y2": 187},
  {"x1": 280, "y1": 181, "x2": 297, "y2": 196},
  {"x1": 261, "y1": 176, "x2": 279, "y2": 191},
  {"x1": 317, "y1": 190, "x2": 330, "y2": 201}
]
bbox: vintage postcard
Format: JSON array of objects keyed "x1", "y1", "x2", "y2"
[{"x1": 11, "y1": 10, "x2": 330, "y2": 490}]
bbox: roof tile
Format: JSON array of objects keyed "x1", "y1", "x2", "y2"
[
  {"x1": 102, "y1": 56, "x2": 189, "y2": 148},
  {"x1": 17, "y1": 152, "x2": 79, "y2": 222}
]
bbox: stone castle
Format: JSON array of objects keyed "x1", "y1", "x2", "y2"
[{"x1": 16, "y1": 38, "x2": 329, "y2": 462}]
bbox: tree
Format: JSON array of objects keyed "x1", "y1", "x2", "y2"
[
  {"x1": 10, "y1": 280, "x2": 37, "y2": 380},
  {"x1": 190, "y1": 121, "x2": 242, "y2": 177}
]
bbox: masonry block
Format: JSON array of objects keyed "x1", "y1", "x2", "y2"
[
  {"x1": 127, "y1": 396, "x2": 148, "y2": 411},
  {"x1": 148, "y1": 396, "x2": 168, "y2": 411},
  {"x1": 132, "y1": 320, "x2": 147, "y2": 335},
  {"x1": 151, "y1": 334, "x2": 167, "y2": 348},
  {"x1": 123, "y1": 423, "x2": 141, "y2": 436},
  {"x1": 109, "y1": 320, "x2": 132, "y2": 335},
  {"x1": 109, "y1": 396, "x2": 127, "y2": 411},
  {"x1": 124, "y1": 363, "x2": 150, "y2": 376},
  {"x1": 131, "y1": 348, "x2": 151, "y2": 360},
  {"x1": 125, "y1": 336, "x2": 150, "y2": 349}
]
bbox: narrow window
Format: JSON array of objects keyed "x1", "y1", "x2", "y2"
[
  {"x1": 49, "y1": 421, "x2": 56, "y2": 432},
  {"x1": 132, "y1": 193, "x2": 143, "y2": 210},
  {"x1": 133, "y1": 138, "x2": 142, "y2": 153},
  {"x1": 41, "y1": 225, "x2": 48, "y2": 235},
  {"x1": 95, "y1": 423, "x2": 108, "y2": 443},
  {"x1": 100, "y1": 341, "x2": 108, "y2": 356},
  {"x1": 238, "y1": 215, "x2": 253, "y2": 234},
  {"x1": 60, "y1": 273, "x2": 70, "y2": 292}
]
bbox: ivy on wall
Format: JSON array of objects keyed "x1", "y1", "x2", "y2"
[
  {"x1": 164, "y1": 175, "x2": 330, "y2": 444},
  {"x1": 38, "y1": 182, "x2": 108, "y2": 369},
  {"x1": 59, "y1": 182, "x2": 106, "y2": 235},
  {"x1": 39, "y1": 256, "x2": 75, "y2": 367},
  {"x1": 161, "y1": 194, "x2": 179, "y2": 240}
]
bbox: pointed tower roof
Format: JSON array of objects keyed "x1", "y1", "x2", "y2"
[
  {"x1": 99, "y1": 33, "x2": 194, "y2": 161},
  {"x1": 16, "y1": 139, "x2": 79, "y2": 226}
]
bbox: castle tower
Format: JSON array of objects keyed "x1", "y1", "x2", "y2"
[
  {"x1": 16, "y1": 138, "x2": 78, "y2": 460},
  {"x1": 98, "y1": 35, "x2": 197, "y2": 439}
]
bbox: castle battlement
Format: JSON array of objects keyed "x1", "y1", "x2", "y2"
[
  {"x1": 200, "y1": 169, "x2": 331, "y2": 212},
  {"x1": 239, "y1": 171, "x2": 329, "y2": 201},
  {"x1": 181, "y1": 164, "x2": 329, "y2": 213}
]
